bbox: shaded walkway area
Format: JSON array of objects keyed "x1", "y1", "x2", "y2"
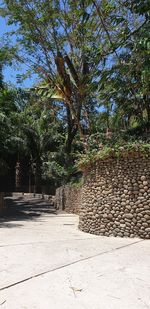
[
  {"x1": 0, "y1": 197, "x2": 150, "y2": 309},
  {"x1": 0, "y1": 197, "x2": 56, "y2": 228}
]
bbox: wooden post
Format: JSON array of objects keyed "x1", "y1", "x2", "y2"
[{"x1": 0, "y1": 193, "x2": 5, "y2": 215}]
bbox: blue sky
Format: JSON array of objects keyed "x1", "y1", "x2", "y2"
[{"x1": 0, "y1": 16, "x2": 36, "y2": 88}]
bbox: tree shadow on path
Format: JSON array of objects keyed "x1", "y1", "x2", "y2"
[{"x1": 0, "y1": 197, "x2": 56, "y2": 228}]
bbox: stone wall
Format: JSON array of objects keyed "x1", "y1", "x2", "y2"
[
  {"x1": 55, "y1": 187, "x2": 65, "y2": 211},
  {"x1": 55, "y1": 186, "x2": 81, "y2": 214},
  {"x1": 79, "y1": 154, "x2": 150, "y2": 239}
]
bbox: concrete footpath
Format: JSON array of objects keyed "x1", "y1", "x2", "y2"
[{"x1": 0, "y1": 197, "x2": 150, "y2": 309}]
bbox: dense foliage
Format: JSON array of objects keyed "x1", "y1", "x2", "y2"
[{"x1": 0, "y1": 0, "x2": 149, "y2": 190}]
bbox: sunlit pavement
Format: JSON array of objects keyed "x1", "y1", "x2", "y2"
[{"x1": 0, "y1": 197, "x2": 150, "y2": 309}]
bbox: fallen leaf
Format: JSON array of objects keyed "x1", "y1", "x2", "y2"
[{"x1": 70, "y1": 287, "x2": 83, "y2": 292}]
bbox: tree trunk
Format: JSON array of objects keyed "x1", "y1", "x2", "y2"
[
  {"x1": 29, "y1": 168, "x2": 32, "y2": 193},
  {"x1": 35, "y1": 160, "x2": 42, "y2": 193},
  {"x1": 15, "y1": 161, "x2": 22, "y2": 192},
  {"x1": 145, "y1": 97, "x2": 150, "y2": 129},
  {"x1": 65, "y1": 105, "x2": 78, "y2": 154},
  {"x1": 65, "y1": 96, "x2": 86, "y2": 154}
]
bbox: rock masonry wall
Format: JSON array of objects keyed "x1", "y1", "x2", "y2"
[
  {"x1": 79, "y1": 154, "x2": 150, "y2": 239},
  {"x1": 55, "y1": 186, "x2": 81, "y2": 214}
]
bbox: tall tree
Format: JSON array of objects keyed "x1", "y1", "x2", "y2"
[
  {"x1": 1, "y1": 0, "x2": 148, "y2": 151},
  {"x1": 0, "y1": 0, "x2": 99, "y2": 153}
]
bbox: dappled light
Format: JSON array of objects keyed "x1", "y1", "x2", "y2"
[{"x1": 0, "y1": 197, "x2": 56, "y2": 228}]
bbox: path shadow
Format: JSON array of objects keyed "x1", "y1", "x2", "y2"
[{"x1": 0, "y1": 197, "x2": 56, "y2": 228}]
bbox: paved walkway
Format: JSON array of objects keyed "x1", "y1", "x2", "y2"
[{"x1": 0, "y1": 197, "x2": 150, "y2": 309}]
